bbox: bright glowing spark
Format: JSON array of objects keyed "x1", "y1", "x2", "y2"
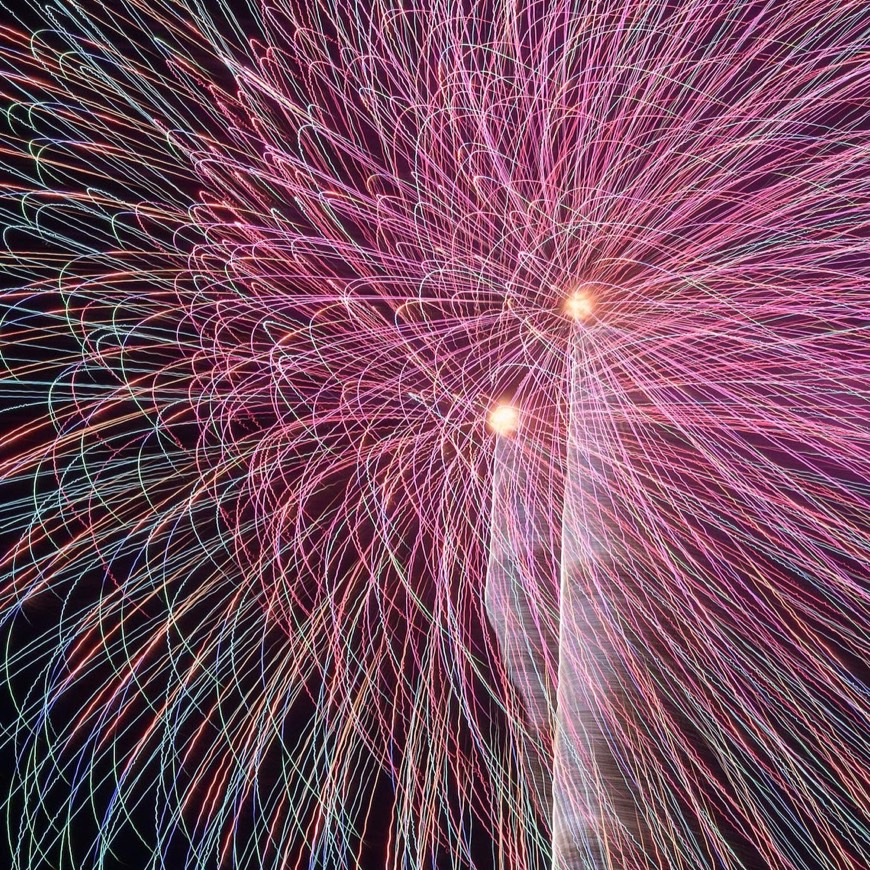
[
  {"x1": 489, "y1": 404, "x2": 519, "y2": 436},
  {"x1": 564, "y1": 289, "x2": 595, "y2": 321}
]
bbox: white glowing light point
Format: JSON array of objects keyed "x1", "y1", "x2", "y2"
[
  {"x1": 564, "y1": 288, "x2": 595, "y2": 321},
  {"x1": 488, "y1": 404, "x2": 519, "y2": 436}
]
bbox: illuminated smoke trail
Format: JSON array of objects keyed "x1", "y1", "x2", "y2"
[
  {"x1": 1, "y1": 0, "x2": 870, "y2": 868},
  {"x1": 486, "y1": 406, "x2": 558, "y2": 863},
  {"x1": 552, "y1": 328, "x2": 622, "y2": 870},
  {"x1": 486, "y1": 326, "x2": 644, "y2": 869}
]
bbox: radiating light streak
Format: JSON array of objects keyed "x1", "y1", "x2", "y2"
[{"x1": 0, "y1": 0, "x2": 868, "y2": 868}]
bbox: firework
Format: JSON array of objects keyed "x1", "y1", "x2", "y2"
[{"x1": 1, "y1": 0, "x2": 869, "y2": 868}]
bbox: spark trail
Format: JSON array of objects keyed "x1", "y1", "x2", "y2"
[{"x1": 1, "y1": 1, "x2": 869, "y2": 868}]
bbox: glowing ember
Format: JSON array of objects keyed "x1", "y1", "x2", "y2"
[{"x1": 489, "y1": 404, "x2": 520, "y2": 435}]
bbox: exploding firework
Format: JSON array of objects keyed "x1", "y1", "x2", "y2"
[{"x1": 1, "y1": 0, "x2": 869, "y2": 868}]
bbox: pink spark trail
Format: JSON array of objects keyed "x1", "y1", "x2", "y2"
[{"x1": 0, "y1": 1, "x2": 868, "y2": 868}]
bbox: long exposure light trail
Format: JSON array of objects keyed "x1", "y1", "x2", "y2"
[{"x1": 1, "y1": 0, "x2": 868, "y2": 867}]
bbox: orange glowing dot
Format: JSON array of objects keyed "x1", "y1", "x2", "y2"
[
  {"x1": 564, "y1": 288, "x2": 595, "y2": 321},
  {"x1": 489, "y1": 404, "x2": 519, "y2": 436}
]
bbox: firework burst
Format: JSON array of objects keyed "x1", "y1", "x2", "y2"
[{"x1": 1, "y1": 0, "x2": 868, "y2": 868}]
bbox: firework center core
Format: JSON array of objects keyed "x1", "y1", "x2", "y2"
[
  {"x1": 564, "y1": 288, "x2": 594, "y2": 321},
  {"x1": 488, "y1": 404, "x2": 519, "y2": 436}
]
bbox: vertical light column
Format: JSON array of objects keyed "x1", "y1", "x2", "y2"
[
  {"x1": 486, "y1": 300, "x2": 634, "y2": 869},
  {"x1": 551, "y1": 328, "x2": 619, "y2": 870},
  {"x1": 486, "y1": 407, "x2": 556, "y2": 833}
]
